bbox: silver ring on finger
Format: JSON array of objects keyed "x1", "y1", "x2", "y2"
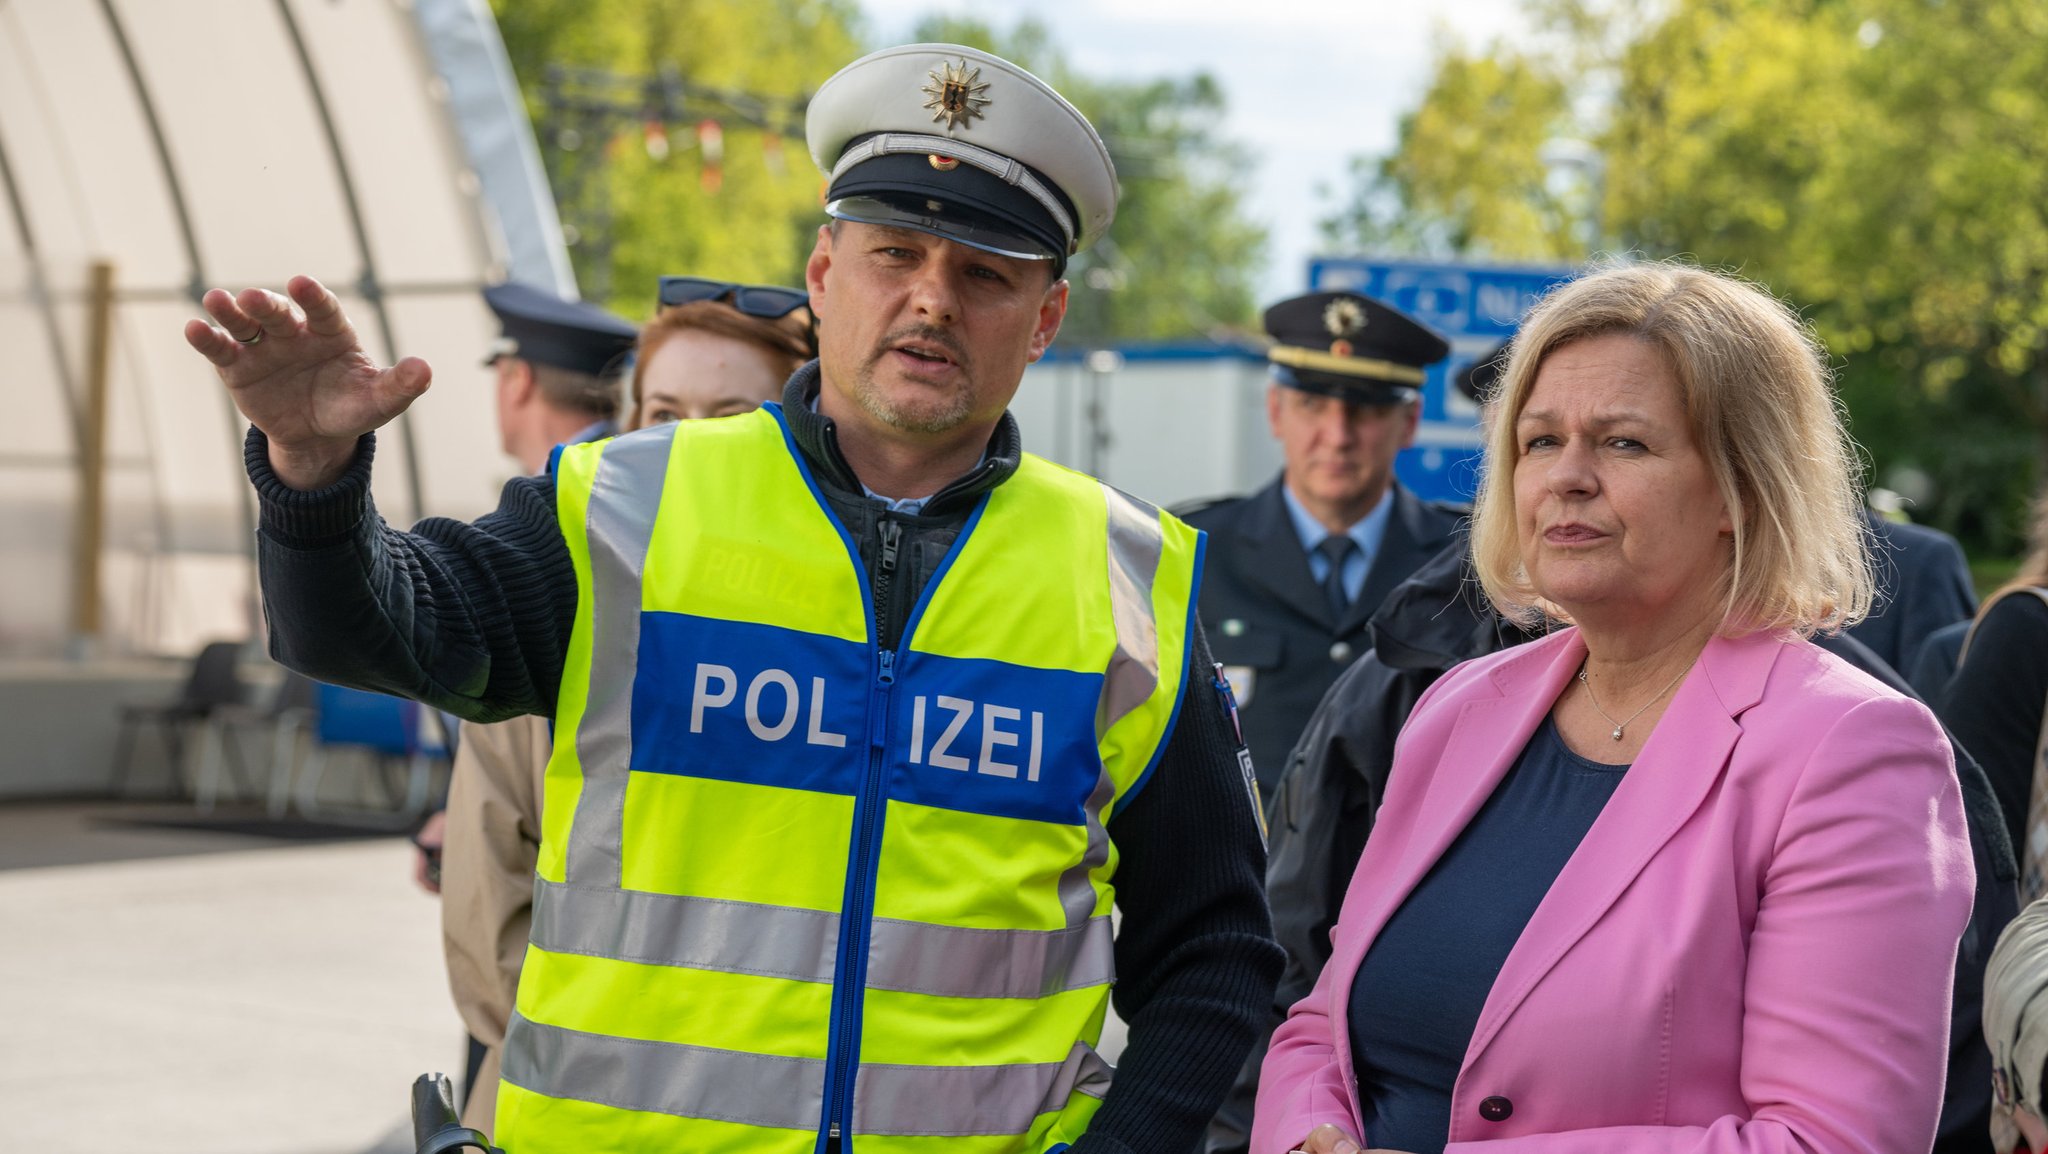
[{"x1": 235, "y1": 329, "x2": 264, "y2": 346}]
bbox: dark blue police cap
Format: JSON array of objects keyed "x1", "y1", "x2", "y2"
[
  {"x1": 482, "y1": 282, "x2": 638, "y2": 377},
  {"x1": 1264, "y1": 291, "x2": 1450, "y2": 406}
]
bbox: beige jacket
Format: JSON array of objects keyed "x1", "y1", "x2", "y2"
[{"x1": 441, "y1": 713, "x2": 548, "y2": 1133}]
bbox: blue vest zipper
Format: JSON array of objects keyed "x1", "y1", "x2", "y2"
[{"x1": 822, "y1": 521, "x2": 903, "y2": 1154}]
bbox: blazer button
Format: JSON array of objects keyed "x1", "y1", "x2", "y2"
[
  {"x1": 1328, "y1": 640, "x2": 1354, "y2": 663},
  {"x1": 1479, "y1": 1096, "x2": 1513, "y2": 1122}
]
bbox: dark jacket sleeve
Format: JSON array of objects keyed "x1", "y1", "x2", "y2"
[
  {"x1": 1201, "y1": 654, "x2": 1430, "y2": 1154},
  {"x1": 1939, "y1": 590, "x2": 2048, "y2": 856},
  {"x1": 1888, "y1": 528, "x2": 1979, "y2": 675},
  {"x1": 248, "y1": 428, "x2": 576, "y2": 721},
  {"x1": 1081, "y1": 625, "x2": 1284, "y2": 1154}
]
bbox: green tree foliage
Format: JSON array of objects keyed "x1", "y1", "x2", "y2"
[
  {"x1": 1320, "y1": 45, "x2": 1578, "y2": 261},
  {"x1": 910, "y1": 16, "x2": 1266, "y2": 345},
  {"x1": 1329, "y1": 0, "x2": 2048, "y2": 555},
  {"x1": 490, "y1": 0, "x2": 863, "y2": 319}
]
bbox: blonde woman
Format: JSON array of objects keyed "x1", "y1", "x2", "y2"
[{"x1": 1254, "y1": 262, "x2": 1972, "y2": 1154}]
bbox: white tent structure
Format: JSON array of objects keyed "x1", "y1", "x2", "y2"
[{"x1": 0, "y1": 0, "x2": 572, "y2": 662}]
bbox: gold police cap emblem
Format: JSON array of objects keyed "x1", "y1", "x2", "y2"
[
  {"x1": 1323, "y1": 297, "x2": 1367, "y2": 357},
  {"x1": 922, "y1": 59, "x2": 991, "y2": 131}
]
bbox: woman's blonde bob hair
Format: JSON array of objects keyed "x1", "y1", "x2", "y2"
[{"x1": 1469, "y1": 260, "x2": 1873, "y2": 638}]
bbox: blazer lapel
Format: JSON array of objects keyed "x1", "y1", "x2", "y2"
[
  {"x1": 1333, "y1": 633, "x2": 1586, "y2": 975},
  {"x1": 1460, "y1": 632, "x2": 1783, "y2": 1067},
  {"x1": 1235, "y1": 480, "x2": 1336, "y2": 630}
]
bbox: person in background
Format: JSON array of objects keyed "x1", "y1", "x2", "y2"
[
  {"x1": 628, "y1": 276, "x2": 815, "y2": 426},
  {"x1": 1183, "y1": 292, "x2": 1463, "y2": 797},
  {"x1": 437, "y1": 277, "x2": 811, "y2": 1132},
  {"x1": 1914, "y1": 618, "x2": 1975, "y2": 702},
  {"x1": 1849, "y1": 494, "x2": 1976, "y2": 678},
  {"x1": 1944, "y1": 490, "x2": 2048, "y2": 899},
  {"x1": 480, "y1": 282, "x2": 638, "y2": 472},
  {"x1": 1986, "y1": 896, "x2": 2048, "y2": 1153},
  {"x1": 1254, "y1": 261, "x2": 1972, "y2": 1154}
]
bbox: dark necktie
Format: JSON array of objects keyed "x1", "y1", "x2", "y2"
[{"x1": 1316, "y1": 536, "x2": 1356, "y2": 618}]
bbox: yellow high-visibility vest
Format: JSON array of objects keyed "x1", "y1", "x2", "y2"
[{"x1": 496, "y1": 406, "x2": 1203, "y2": 1154}]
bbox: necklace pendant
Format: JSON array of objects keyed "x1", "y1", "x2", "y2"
[{"x1": 1610, "y1": 725, "x2": 1624, "y2": 741}]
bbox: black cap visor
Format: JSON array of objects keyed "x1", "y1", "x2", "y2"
[
  {"x1": 1271, "y1": 364, "x2": 1419, "y2": 406},
  {"x1": 827, "y1": 198, "x2": 1064, "y2": 270},
  {"x1": 828, "y1": 195, "x2": 1061, "y2": 266},
  {"x1": 827, "y1": 149, "x2": 1074, "y2": 268}
]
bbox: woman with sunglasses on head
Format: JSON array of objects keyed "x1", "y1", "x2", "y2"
[
  {"x1": 437, "y1": 275, "x2": 811, "y2": 1137},
  {"x1": 629, "y1": 276, "x2": 815, "y2": 426}
]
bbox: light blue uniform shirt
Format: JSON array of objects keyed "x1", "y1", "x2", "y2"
[
  {"x1": 864, "y1": 486, "x2": 933, "y2": 516},
  {"x1": 1282, "y1": 484, "x2": 1394, "y2": 606}
]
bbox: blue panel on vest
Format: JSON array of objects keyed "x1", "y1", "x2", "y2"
[
  {"x1": 633, "y1": 613, "x2": 873, "y2": 796},
  {"x1": 630, "y1": 612, "x2": 1107, "y2": 825},
  {"x1": 886, "y1": 650, "x2": 1105, "y2": 827}
]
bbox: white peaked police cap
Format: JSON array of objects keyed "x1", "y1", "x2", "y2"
[{"x1": 806, "y1": 43, "x2": 1120, "y2": 271}]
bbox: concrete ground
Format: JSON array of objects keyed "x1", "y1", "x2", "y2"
[
  {"x1": 0, "y1": 800, "x2": 1132, "y2": 1153},
  {"x1": 0, "y1": 801, "x2": 459, "y2": 1154}
]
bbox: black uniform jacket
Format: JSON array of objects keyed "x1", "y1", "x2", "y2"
[
  {"x1": 1181, "y1": 478, "x2": 1463, "y2": 796},
  {"x1": 1200, "y1": 539, "x2": 2018, "y2": 1154}
]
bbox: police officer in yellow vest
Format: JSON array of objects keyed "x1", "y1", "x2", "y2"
[{"x1": 184, "y1": 42, "x2": 1281, "y2": 1154}]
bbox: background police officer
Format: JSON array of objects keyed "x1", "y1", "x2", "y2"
[
  {"x1": 480, "y1": 281, "x2": 637, "y2": 474},
  {"x1": 184, "y1": 41, "x2": 1279, "y2": 1154},
  {"x1": 1184, "y1": 292, "x2": 1463, "y2": 794}
]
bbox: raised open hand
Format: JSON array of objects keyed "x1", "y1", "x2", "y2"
[{"x1": 184, "y1": 275, "x2": 432, "y2": 490}]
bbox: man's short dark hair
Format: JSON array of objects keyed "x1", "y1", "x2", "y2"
[{"x1": 530, "y1": 361, "x2": 621, "y2": 421}]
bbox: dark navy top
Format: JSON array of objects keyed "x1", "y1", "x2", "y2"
[{"x1": 1347, "y1": 716, "x2": 1628, "y2": 1154}]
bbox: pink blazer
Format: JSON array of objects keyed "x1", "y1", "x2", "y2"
[{"x1": 1253, "y1": 628, "x2": 1975, "y2": 1154}]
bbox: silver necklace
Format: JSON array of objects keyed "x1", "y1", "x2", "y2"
[{"x1": 1577, "y1": 658, "x2": 1695, "y2": 741}]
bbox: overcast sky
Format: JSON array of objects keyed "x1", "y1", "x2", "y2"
[{"x1": 856, "y1": 0, "x2": 1535, "y2": 301}]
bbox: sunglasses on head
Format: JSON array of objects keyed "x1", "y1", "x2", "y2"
[{"x1": 657, "y1": 276, "x2": 810, "y2": 319}]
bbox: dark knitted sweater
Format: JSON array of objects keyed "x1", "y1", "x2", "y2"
[{"x1": 244, "y1": 366, "x2": 1282, "y2": 1154}]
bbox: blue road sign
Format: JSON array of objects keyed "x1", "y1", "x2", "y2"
[{"x1": 1307, "y1": 257, "x2": 1576, "y2": 504}]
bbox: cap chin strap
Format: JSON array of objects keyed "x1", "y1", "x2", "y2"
[
  {"x1": 830, "y1": 132, "x2": 1077, "y2": 254},
  {"x1": 1269, "y1": 343, "x2": 1428, "y2": 385}
]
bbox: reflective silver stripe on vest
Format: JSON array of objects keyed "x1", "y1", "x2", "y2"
[
  {"x1": 1098, "y1": 484, "x2": 1164, "y2": 735},
  {"x1": 503, "y1": 1012, "x2": 825, "y2": 1131},
  {"x1": 1059, "y1": 768, "x2": 1116, "y2": 928},
  {"x1": 1058, "y1": 483, "x2": 1166, "y2": 926},
  {"x1": 503, "y1": 1013, "x2": 1109, "y2": 1137},
  {"x1": 531, "y1": 878, "x2": 1115, "y2": 997},
  {"x1": 564, "y1": 424, "x2": 678, "y2": 887},
  {"x1": 854, "y1": 1040, "x2": 1112, "y2": 1137}
]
